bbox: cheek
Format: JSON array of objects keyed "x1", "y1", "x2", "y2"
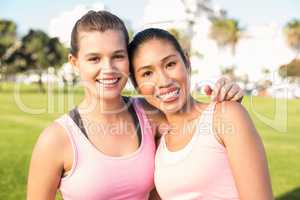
[
  {"x1": 172, "y1": 66, "x2": 189, "y2": 84},
  {"x1": 78, "y1": 63, "x2": 97, "y2": 79},
  {"x1": 137, "y1": 82, "x2": 155, "y2": 96},
  {"x1": 117, "y1": 60, "x2": 130, "y2": 76}
]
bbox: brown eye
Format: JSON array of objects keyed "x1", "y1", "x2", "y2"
[
  {"x1": 142, "y1": 71, "x2": 153, "y2": 78},
  {"x1": 166, "y1": 61, "x2": 176, "y2": 68},
  {"x1": 113, "y1": 54, "x2": 125, "y2": 59},
  {"x1": 88, "y1": 57, "x2": 100, "y2": 63}
]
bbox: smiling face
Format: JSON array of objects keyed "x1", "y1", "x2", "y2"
[
  {"x1": 132, "y1": 39, "x2": 191, "y2": 114},
  {"x1": 70, "y1": 30, "x2": 129, "y2": 100}
]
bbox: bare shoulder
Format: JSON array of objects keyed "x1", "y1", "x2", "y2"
[
  {"x1": 214, "y1": 101, "x2": 250, "y2": 123},
  {"x1": 32, "y1": 121, "x2": 70, "y2": 162},
  {"x1": 27, "y1": 121, "x2": 71, "y2": 198},
  {"x1": 38, "y1": 122, "x2": 68, "y2": 147},
  {"x1": 213, "y1": 101, "x2": 257, "y2": 142}
]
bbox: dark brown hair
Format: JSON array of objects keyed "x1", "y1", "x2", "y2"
[
  {"x1": 128, "y1": 28, "x2": 189, "y2": 87},
  {"x1": 70, "y1": 10, "x2": 129, "y2": 56}
]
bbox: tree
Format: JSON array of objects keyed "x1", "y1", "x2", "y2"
[
  {"x1": 209, "y1": 17, "x2": 242, "y2": 57},
  {"x1": 7, "y1": 29, "x2": 68, "y2": 92},
  {"x1": 181, "y1": 0, "x2": 215, "y2": 54},
  {"x1": 168, "y1": 28, "x2": 190, "y2": 53},
  {"x1": 0, "y1": 19, "x2": 17, "y2": 60},
  {"x1": 283, "y1": 19, "x2": 300, "y2": 58},
  {"x1": 220, "y1": 66, "x2": 236, "y2": 81},
  {"x1": 278, "y1": 59, "x2": 300, "y2": 82},
  {"x1": 0, "y1": 19, "x2": 17, "y2": 89}
]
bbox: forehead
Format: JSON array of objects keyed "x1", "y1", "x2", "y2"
[
  {"x1": 78, "y1": 30, "x2": 127, "y2": 55},
  {"x1": 133, "y1": 39, "x2": 179, "y2": 64}
]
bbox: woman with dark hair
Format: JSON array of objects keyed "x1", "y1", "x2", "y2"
[{"x1": 129, "y1": 28, "x2": 273, "y2": 200}]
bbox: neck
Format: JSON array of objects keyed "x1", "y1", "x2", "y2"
[
  {"x1": 165, "y1": 96, "x2": 200, "y2": 125},
  {"x1": 78, "y1": 92, "x2": 126, "y2": 122}
]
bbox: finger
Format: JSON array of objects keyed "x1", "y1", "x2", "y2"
[
  {"x1": 231, "y1": 89, "x2": 245, "y2": 102},
  {"x1": 225, "y1": 84, "x2": 240, "y2": 100},
  {"x1": 219, "y1": 82, "x2": 234, "y2": 101},
  {"x1": 203, "y1": 85, "x2": 213, "y2": 96},
  {"x1": 212, "y1": 78, "x2": 226, "y2": 101}
]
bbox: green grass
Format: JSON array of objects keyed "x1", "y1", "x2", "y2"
[{"x1": 0, "y1": 83, "x2": 299, "y2": 199}]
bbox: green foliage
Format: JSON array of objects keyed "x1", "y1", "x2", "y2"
[
  {"x1": 220, "y1": 66, "x2": 236, "y2": 81},
  {"x1": 0, "y1": 19, "x2": 17, "y2": 59},
  {"x1": 283, "y1": 19, "x2": 300, "y2": 57},
  {"x1": 278, "y1": 59, "x2": 300, "y2": 78},
  {"x1": 168, "y1": 28, "x2": 190, "y2": 52},
  {"x1": 210, "y1": 17, "x2": 242, "y2": 55},
  {"x1": 5, "y1": 29, "x2": 68, "y2": 92},
  {"x1": 13, "y1": 29, "x2": 67, "y2": 72}
]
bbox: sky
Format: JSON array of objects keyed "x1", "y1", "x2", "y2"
[
  {"x1": 1, "y1": 0, "x2": 300, "y2": 35},
  {"x1": 0, "y1": 0, "x2": 147, "y2": 34},
  {"x1": 1, "y1": 0, "x2": 299, "y2": 81},
  {"x1": 214, "y1": 0, "x2": 300, "y2": 27}
]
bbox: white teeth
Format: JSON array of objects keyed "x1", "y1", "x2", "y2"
[
  {"x1": 158, "y1": 89, "x2": 180, "y2": 100},
  {"x1": 97, "y1": 78, "x2": 119, "y2": 85}
]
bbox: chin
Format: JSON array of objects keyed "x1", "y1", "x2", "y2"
[
  {"x1": 160, "y1": 103, "x2": 183, "y2": 114},
  {"x1": 154, "y1": 97, "x2": 183, "y2": 114}
]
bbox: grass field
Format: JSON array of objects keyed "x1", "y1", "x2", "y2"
[{"x1": 0, "y1": 83, "x2": 299, "y2": 199}]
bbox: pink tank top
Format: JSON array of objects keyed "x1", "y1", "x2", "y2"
[
  {"x1": 154, "y1": 102, "x2": 240, "y2": 200},
  {"x1": 55, "y1": 98, "x2": 156, "y2": 200}
]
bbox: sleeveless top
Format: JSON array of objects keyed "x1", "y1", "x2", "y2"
[
  {"x1": 55, "y1": 98, "x2": 156, "y2": 200},
  {"x1": 154, "y1": 102, "x2": 239, "y2": 200}
]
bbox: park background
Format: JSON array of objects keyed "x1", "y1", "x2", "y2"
[{"x1": 0, "y1": 0, "x2": 300, "y2": 199}]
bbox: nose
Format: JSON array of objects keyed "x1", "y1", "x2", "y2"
[
  {"x1": 100, "y1": 58, "x2": 114, "y2": 72},
  {"x1": 157, "y1": 70, "x2": 172, "y2": 88}
]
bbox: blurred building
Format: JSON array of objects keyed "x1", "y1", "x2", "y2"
[{"x1": 139, "y1": 0, "x2": 296, "y2": 93}]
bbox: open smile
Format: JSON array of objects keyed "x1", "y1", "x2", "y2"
[
  {"x1": 96, "y1": 77, "x2": 121, "y2": 87},
  {"x1": 156, "y1": 87, "x2": 180, "y2": 103}
]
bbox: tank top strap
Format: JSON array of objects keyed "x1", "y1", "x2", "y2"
[
  {"x1": 204, "y1": 102, "x2": 217, "y2": 123},
  {"x1": 196, "y1": 102, "x2": 225, "y2": 151},
  {"x1": 54, "y1": 114, "x2": 79, "y2": 177},
  {"x1": 55, "y1": 114, "x2": 79, "y2": 144},
  {"x1": 131, "y1": 98, "x2": 153, "y2": 138}
]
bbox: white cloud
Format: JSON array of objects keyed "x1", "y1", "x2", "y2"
[
  {"x1": 48, "y1": 3, "x2": 106, "y2": 46},
  {"x1": 138, "y1": 0, "x2": 187, "y2": 30}
]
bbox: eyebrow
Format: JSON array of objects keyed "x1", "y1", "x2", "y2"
[
  {"x1": 136, "y1": 54, "x2": 177, "y2": 73},
  {"x1": 161, "y1": 54, "x2": 177, "y2": 62},
  {"x1": 113, "y1": 49, "x2": 127, "y2": 54},
  {"x1": 85, "y1": 53, "x2": 100, "y2": 58},
  {"x1": 136, "y1": 65, "x2": 153, "y2": 73},
  {"x1": 85, "y1": 49, "x2": 126, "y2": 58}
]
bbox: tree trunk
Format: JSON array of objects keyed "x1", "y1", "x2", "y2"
[
  {"x1": 37, "y1": 70, "x2": 45, "y2": 93},
  {"x1": 0, "y1": 60, "x2": 2, "y2": 91}
]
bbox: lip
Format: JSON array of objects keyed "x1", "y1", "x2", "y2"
[
  {"x1": 156, "y1": 87, "x2": 180, "y2": 103},
  {"x1": 158, "y1": 87, "x2": 179, "y2": 96},
  {"x1": 96, "y1": 77, "x2": 121, "y2": 88}
]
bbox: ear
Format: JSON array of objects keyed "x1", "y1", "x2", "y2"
[{"x1": 68, "y1": 53, "x2": 79, "y2": 74}]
